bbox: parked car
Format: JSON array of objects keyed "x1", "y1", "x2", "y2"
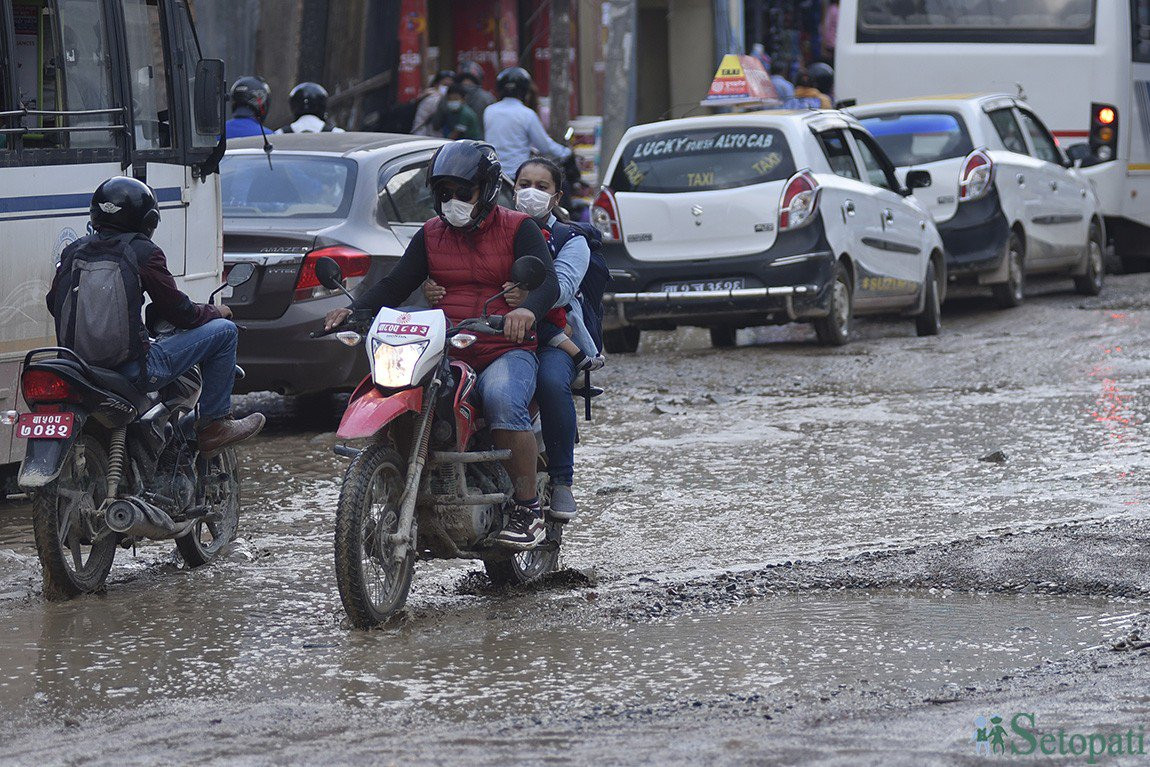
[
  {"x1": 848, "y1": 95, "x2": 1105, "y2": 308},
  {"x1": 592, "y1": 111, "x2": 947, "y2": 351},
  {"x1": 220, "y1": 132, "x2": 447, "y2": 395}
]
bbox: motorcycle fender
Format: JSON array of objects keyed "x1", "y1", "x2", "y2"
[
  {"x1": 17, "y1": 412, "x2": 88, "y2": 489},
  {"x1": 337, "y1": 384, "x2": 424, "y2": 440}
]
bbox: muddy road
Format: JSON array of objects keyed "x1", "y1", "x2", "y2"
[{"x1": 2, "y1": 275, "x2": 1150, "y2": 765}]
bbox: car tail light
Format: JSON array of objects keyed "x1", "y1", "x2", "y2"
[
  {"x1": 591, "y1": 187, "x2": 622, "y2": 242},
  {"x1": 294, "y1": 245, "x2": 371, "y2": 301},
  {"x1": 1090, "y1": 103, "x2": 1118, "y2": 162},
  {"x1": 958, "y1": 150, "x2": 994, "y2": 202},
  {"x1": 778, "y1": 170, "x2": 820, "y2": 232},
  {"x1": 22, "y1": 370, "x2": 80, "y2": 404}
]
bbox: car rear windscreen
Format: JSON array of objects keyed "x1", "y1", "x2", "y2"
[
  {"x1": 221, "y1": 155, "x2": 357, "y2": 218},
  {"x1": 858, "y1": 113, "x2": 974, "y2": 167},
  {"x1": 610, "y1": 127, "x2": 795, "y2": 194}
]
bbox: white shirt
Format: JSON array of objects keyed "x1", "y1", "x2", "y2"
[
  {"x1": 275, "y1": 115, "x2": 344, "y2": 134},
  {"x1": 482, "y1": 98, "x2": 571, "y2": 176}
]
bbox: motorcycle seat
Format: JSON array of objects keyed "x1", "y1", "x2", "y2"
[{"x1": 86, "y1": 365, "x2": 156, "y2": 411}]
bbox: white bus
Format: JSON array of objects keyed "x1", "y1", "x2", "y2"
[
  {"x1": 0, "y1": 0, "x2": 226, "y2": 487},
  {"x1": 836, "y1": 0, "x2": 1150, "y2": 270}
]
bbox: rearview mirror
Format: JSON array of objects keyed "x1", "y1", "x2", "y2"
[
  {"x1": 315, "y1": 256, "x2": 345, "y2": 291},
  {"x1": 194, "y1": 59, "x2": 226, "y2": 136},
  {"x1": 226, "y1": 262, "x2": 255, "y2": 287},
  {"x1": 510, "y1": 256, "x2": 547, "y2": 291},
  {"x1": 905, "y1": 169, "x2": 932, "y2": 189}
]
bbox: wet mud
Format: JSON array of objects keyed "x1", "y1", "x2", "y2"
[{"x1": 1, "y1": 274, "x2": 1150, "y2": 764}]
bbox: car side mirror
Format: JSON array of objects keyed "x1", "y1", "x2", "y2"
[
  {"x1": 315, "y1": 256, "x2": 346, "y2": 291},
  {"x1": 194, "y1": 59, "x2": 226, "y2": 136},
  {"x1": 906, "y1": 169, "x2": 932, "y2": 189},
  {"x1": 1065, "y1": 143, "x2": 1090, "y2": 168},
  {"x1": 226, "y1": 262, "x2": 255, "y2": 287},
  {"x1": 510, "y1": 256, "x2": 547, "y2": 291}
]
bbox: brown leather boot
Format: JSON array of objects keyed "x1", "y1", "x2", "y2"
[{"x1": 197, "y1": 414, "x2": 266, "y2": 457}]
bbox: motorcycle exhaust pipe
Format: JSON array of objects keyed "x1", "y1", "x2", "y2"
[{"x1": 105, "y1": 497, "x2": 196, "y2": 540}]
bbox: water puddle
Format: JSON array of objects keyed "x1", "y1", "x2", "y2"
[{"x1": 0, "y1": 589, "x2": 1132, "y2": 723}]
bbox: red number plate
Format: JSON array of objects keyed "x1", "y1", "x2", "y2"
[{"x1": 15, "y1": 412, "x2": 75, "y2": 440}]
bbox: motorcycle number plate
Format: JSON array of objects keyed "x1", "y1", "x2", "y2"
[{"x1": 15, "y1": 412, "x2": 75, "y2": 440}]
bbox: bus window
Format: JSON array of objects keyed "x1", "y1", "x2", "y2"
[
  {"x1": 58, "y1": 0, "x2": 117, "y2": 148},
  {"x1": 1135, "y1": 0, "x2": 1150, "y2": 62},
  {"x1": 988, "y1": 109, "x2": 1028, "y2": 155},
  {"x1": 121, "y1": 0, "x2": 171, "y2": 150},
  {"x1": 171, "y1": 0, "x2": 216, "y2": 150},
  {"x1": 0, "y1": 8, "x2": 9, "y2": 150},
  {"x1": 857, "y1": 0, "x2": 1096, "y2": 44},
  {"x1": 1017, "y1": 109, "x2": 1063, "y2": 165}
]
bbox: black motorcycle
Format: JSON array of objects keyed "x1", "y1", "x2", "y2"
[{"x1": 10, "y1": 264, "x2": 256, "y2": 600}]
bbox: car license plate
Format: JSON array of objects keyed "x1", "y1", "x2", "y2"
[
  {"x1": 662, "y1": 278, "x2": 746, "y2": 293},
  {"x1": 15, "y1": 412, "x2": 75, "y2": 440}
]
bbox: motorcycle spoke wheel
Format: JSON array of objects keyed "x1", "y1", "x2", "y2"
[
  {"x1": 177, "y1": 448, "x2": 241, "y2": 568},
  {"x1": 485, "y1": 473, "x2": 561, "y2": 586},
  {"x1": 32, "y1": 435, "x2": 118, "y2": 600}
]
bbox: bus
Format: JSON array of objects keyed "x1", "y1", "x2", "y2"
[
  {"x1": 835, "y1": 0, "x2": 1150, "y2": 270},
  {"x1": 0, "y1": 0, "x2": 226, "y2": 490}
]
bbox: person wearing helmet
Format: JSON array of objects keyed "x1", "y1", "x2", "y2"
[
  {"x1": 225, "y1": 76, "x2": 271, "y2": 139},
  {"x1": 456, "y1": 61, "x2": 495, "y2": 123},
  {"x1": 46, "y1": 177, "x2": 265, "y2": 455},
  {"x1": 278, "y1": 82, "x2": 345, "y2": 134},
  {"x1": 807, "y1": 61, "x2": 835, "y2": 101},
  {"x1": 785, "y1": 71, "x2": 832, "y2": 110},
  {"x1": 411, "y1": 70, "x2": 454, "y2": 137},
  {"x1": 323, "y1": 141, "x2": 559, "y2": 550},
  {"x1": 483, "y1": 66, "x2": 573, "y2": 177}
]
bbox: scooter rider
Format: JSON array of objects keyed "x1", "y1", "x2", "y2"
[
  {"x1": 46, "y1": 177, "x2": 266, "y2": 455},
  {"x1": 225, "y1": 76, "x2": 272, "y2": 139},
  {"x1": 323, "y1": 141, "x2": 559, "y2": 549},
  {"x1": 483, "y1": 67, "x2": 574, "y2": 177},
  {"x1": 278, "y1": 82, "x2": 345, "y2": 134}
]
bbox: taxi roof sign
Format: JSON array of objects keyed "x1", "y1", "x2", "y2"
[{"x1": 702, "y1": 54, "x2": 780, "y2": 107}]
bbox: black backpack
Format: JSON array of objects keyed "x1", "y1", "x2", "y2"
[
  {"x1": 550, "y1": 221, "x2": 609, "y2": 354},
  {"x1": 49, "y1": 232, "x2": 148, "y2": 370}
]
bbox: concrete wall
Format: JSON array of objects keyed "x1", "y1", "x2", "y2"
[{"x1": 667, "y1": 0, "x2": 714, "y2": 120}]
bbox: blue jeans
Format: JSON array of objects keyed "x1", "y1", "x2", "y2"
[
  {"x1": 117, "y1": 318, "x2": 239, "y2": 422},
  {"x1": 536, "y1": 346, "x2": 576, "y2": 485},
  {"x1": 475, "y1": 349, "x2": 537, "y2": 432}
]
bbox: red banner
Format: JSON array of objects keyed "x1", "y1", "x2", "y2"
[
  {"x1": 397, "y1": 0, "x2": 428, "y2": 102},
  {"x1": 454, "y1": 0, "x2": 500, "y2": 91}
]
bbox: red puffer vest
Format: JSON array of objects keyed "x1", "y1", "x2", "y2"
[{"x1": 424, "y1": 205, "x2": 537, "y2": 370}]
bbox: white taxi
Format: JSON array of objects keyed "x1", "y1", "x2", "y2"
[
  {"x1": 592, "y1": 111, "x2": 947, "y2": 351},
  {"x1": 849, "y1": 95, "x2": 1104, "y2": 307}
]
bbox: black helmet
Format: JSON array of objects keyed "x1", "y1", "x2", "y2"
[
  {"x1": 457, "y1": 61, "x2": 485, "y2": 85},
  {"x1": 289, "y1": 81, "x2": 328, "y2": 119},
  {"x1": 428, "y1": 141, "x2": 502, "y2": 227},
  {"x1": 90, "y1": 176, "x2": 160, "y2": 236},
  {"x1": 495, "y1": 67, "x2": 532, "y2": 100},
  {"x1": 230, "y1": 76, "x2": 270, "y2": 120},
  {"x1": 808, "y1": 61, "x2": 834, "y2": 96}
]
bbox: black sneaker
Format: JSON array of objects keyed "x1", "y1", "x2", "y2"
[{"x1": 494, "y1": 499, "x2": 545, "y2": 550}]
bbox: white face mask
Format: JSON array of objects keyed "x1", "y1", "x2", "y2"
[
  {"x1": 515, "y1": 187, "x2": 554, "y2": 219},
  {"x1": 442, "y1": 198, "x2": 476, "y2": 228}
]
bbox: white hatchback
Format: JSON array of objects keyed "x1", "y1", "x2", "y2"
[
  {"x1": 593, "y1": 111, "x2": 947, "y2": 351},
  {"x1": 849, "y1": 95, "x2": 1105, "y2": 307}
]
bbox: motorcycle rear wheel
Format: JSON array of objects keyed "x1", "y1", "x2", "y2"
[
  {"x1": 32, "y1": 435, "x2": 118, "y2": 600},
  {"x1": 334, "y1": 444, "x2": 414, "y2": 628},
  {"x1": 176, "y1": 448, "x2": 241, "y2": 567}
]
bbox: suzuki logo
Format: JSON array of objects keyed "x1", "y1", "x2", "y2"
[{"x1": 691, "y1": 204, "x2": 703, "y2": 226}]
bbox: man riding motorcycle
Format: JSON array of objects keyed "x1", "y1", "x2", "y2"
[{"x1": 324, "y1": 141, "x2": 558, "y2": 549}]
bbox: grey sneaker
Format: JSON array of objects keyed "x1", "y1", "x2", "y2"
[{"x1": 549, "y1": 484, "x2": 577, "y2": 521}]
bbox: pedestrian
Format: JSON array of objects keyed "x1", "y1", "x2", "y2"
[
  {"x1": 483, "y1": 67, "x2": 574, "y2": 178},
  {"x1": 785, "y1": 71, "x2": 832, "y2": 110},
  {"x1": 224, "y1": 76, "x2": 271, "y2": 139},
  {"x1": 277, "y1": 82, "x2": 345, "y2": 134},
  {"x1": 770, "y1": 59, "x2": 796, "y2": 104},
  {"x1": 411, "y1": 70, "x2": 454, "y2": 137},
  {"x1": 457, "y1": 61, "x2": 496, "y2": 124},
  {"x1": 821, "y1": 0, "x2": 840, "y2": 63},
  {"x1": 436, "y1": 83, "x2": 482, "y2": 140}
]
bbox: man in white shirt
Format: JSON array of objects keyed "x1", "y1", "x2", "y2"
[
  {"x1": 277, "y1": 82, "x2": 345, "y2": 134},
  {"x1": 483, "y1": 67, "x2": 572, "y2": 177}
]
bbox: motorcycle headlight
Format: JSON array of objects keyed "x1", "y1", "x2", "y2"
[{"x1": 372, "y1": 341, "x2": 429, "y2": 388}]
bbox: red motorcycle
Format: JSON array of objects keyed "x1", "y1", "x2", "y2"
[{"x1": 311, "y1": 256, "x2": 563, "y2": 628}]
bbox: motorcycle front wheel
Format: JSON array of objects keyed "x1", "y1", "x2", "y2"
[
  {"x1": 32, "y1": 434, "x2": 118, "y2": 600},
  {"x1": 334, "y1": 444, "x2": 414, "y2": 628},
  {"x1": 177, "y1": 447, "x2": 241, "y2": 567}
]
